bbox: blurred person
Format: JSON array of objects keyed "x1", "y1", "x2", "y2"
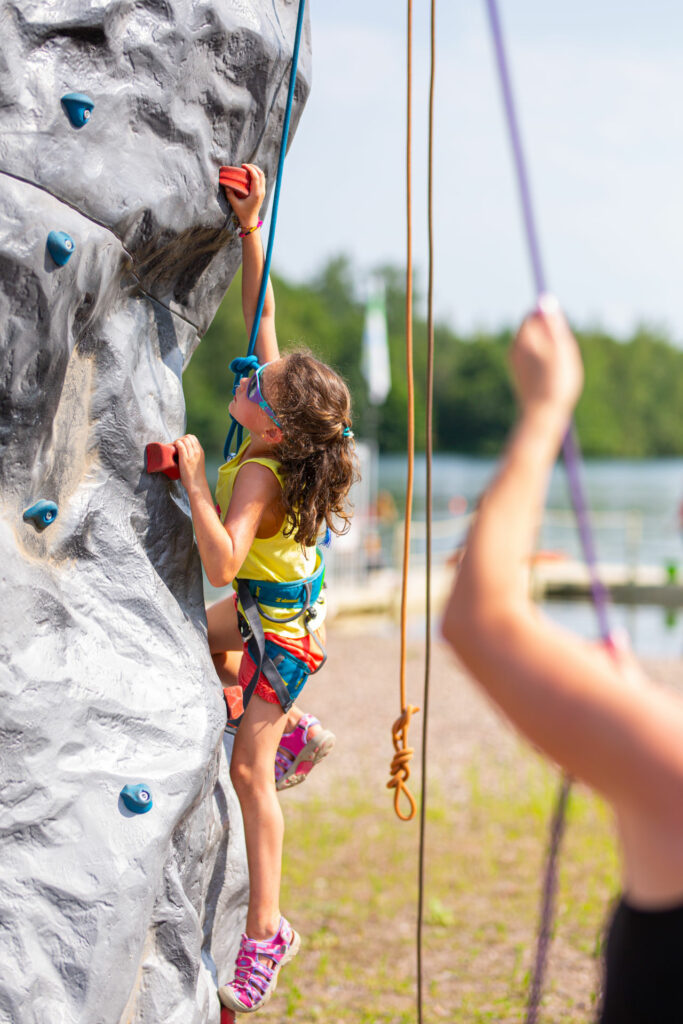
[{"x1": 442, "y1": 303, "x2": 683, "y2": 1023}]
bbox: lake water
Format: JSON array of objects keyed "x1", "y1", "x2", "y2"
[
  {"x1": 204, "y1": 453, "x2": 683, "y2": 656},
  {"x1": 378, "y1": 454, "x2": 683, "y2": 656},
  {"x1": 379, "y1": 454, "x2": 683, "y2": 565}
]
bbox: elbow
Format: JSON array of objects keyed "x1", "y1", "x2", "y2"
[
  {"x1": 441, "y1": 594, "x2": 478, "y2": 658},
  {"x1": 206, "y1": 565, "x2": 234, "y2": 589},
  {"x1": 441, "y1": 582, "x2": 476, "y2": 656},
  {"x1": 441, "y1": 583, "x2": 507, "y2": 662}
]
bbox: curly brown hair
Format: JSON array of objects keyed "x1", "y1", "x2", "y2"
[{"x1": 268, "y1": 349, "x2": 358, "y2": 547}]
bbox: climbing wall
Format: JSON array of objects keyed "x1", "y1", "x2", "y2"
[{"x1": 0, "y1": 3, "x2": 310, "y2": 1022}]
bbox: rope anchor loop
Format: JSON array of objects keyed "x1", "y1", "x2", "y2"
[{"x1": 387, "y1": 703, "x2": 420, "y2": 821}]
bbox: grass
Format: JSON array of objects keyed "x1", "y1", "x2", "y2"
[{"x1": 271, "y1": 750, "x2": 620, "y2": 1023}]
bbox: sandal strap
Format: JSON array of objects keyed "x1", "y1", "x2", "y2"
[
  {"x1": 275, "y1": 747, "x2": 293, "y2": 775},
  {"x1": 296, "y1": 713, "x2": 320, "y2": 742}
]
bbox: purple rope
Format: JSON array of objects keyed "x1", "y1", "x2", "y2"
[
  {"x1": 485, "y1": 0, "x2": 546, "y2": 298},
  {"x1": 561, "y1": 426, "x2": 612, "y2": 639},
  {"x1": 525, "y1": 775, "x2": 572, "y2": 1024},
  {"x1": 484, "y1": 0, "x2": 612, "y2": 643},
  {"x1": 483, "y1": 3, "x2": 614, "y2": 1021}
]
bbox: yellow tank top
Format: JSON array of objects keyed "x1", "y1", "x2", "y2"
[{"x1": 214, "y1": 436, "x2": 327, "y2": 639}]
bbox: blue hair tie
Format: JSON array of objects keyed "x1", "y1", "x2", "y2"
[{"x1": 342, "y1": 426, "x2": 354, "y2": 439}]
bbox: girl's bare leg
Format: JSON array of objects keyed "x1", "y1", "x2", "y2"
[
  {"x1": 230, "y1": 691, "x2": 288, "y2": 938},
  {"x1": 207, "y1": 594, "x2": 311, "y2": 728}
]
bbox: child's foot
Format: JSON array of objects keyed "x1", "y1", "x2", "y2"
[
  {"x1": 218, "y1": 917, "x2": 300, "y2": 1013},
  {"x1": 275, "y1": 713, "x2": 335, "y2": 791}
]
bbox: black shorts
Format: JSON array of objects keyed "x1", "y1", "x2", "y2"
[{"x1": 600, "y1": 896, "x2": 683, "y2": 1022}]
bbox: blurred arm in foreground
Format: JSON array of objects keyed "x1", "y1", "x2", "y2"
[{"x1": 442, "y1": 302, "x2": 683, "y2": 908}]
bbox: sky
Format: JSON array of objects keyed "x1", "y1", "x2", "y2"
[{"x1": 271, "y1": 0, "x2": 683, "y2": 342}]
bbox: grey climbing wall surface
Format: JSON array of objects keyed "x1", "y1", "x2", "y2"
[{"x1": 0, "y1": 3, "x2": 310, "y2": 1022}]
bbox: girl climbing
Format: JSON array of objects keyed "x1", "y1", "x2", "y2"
[{"x1": 174, "y1": 164, "x2": 356, "y2": 1014}]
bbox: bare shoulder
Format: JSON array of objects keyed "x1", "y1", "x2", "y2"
[{"x1": 232, "y1": 459, "x2": 281, "y2": 500}]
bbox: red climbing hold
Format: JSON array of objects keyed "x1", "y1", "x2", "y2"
[
  {"x1": 219, "y1": 165, "x2": 251, "y2": 198},
  {"x1": 220, "y1": 1006, "x2": 236, "y2": 1024},
  {"x1": 223, "y1": 686, "x2": 244, "y2": 722},
  {"x1": 145, "y1": 442, "x2": 180, "y2": 480}
]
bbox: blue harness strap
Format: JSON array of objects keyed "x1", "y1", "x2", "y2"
[
  {"x1": 226, "y1": 550, "x2": 327, "y2": 728},
  {"x1": 238, "y1": 582, "x2": 296, "y2": 716},
  {"x1": 242, "y1": 548, "x2": 325, "y2": 615}
]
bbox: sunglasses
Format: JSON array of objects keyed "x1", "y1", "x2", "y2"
[{"x1": 245, "y1": 362, "x2": 282, "y2": 428}]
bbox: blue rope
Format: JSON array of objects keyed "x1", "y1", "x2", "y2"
[{"x1": 224, "y1": 0, "x2": 308, "y2": 461}]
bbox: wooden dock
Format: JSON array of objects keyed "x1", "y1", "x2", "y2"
[
  {"x1": 328, "y1": 560, "x2": 683, "y2": 622},
  {"x1": 531, "y1": 560, "x2": 683, "y2": 607}
]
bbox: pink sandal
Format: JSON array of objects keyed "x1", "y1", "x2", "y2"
[
  {"x1": 219, "y1": 916, "x2": 300, "y2": 1013},
  {"x1": 275, "y1": 714, "x2": 335, "y2": 791}
]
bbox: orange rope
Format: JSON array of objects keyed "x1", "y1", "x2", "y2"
[
  {"x1": 388, "y1": 705, "x2": 419, "y2": 820},
  {"x1": 387, "y1": 0, "x2": 420, "y2": 822},
  {"x1": 417, "y1": 0, "x2": 437, "y2": 1016}
]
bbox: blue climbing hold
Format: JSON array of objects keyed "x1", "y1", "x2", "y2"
[
  {"x1": 23, "y1": 500, "x2": 59, "y2": 530},
  {"x1": 47, "y1": 230, "x2": 75, "y2": 266},
  {"x1": 61, "y1": 92, "x2": 94, "y2": 129},
  {"x1": 120, "y1": 784, "x2": 153, "y2": 815}
]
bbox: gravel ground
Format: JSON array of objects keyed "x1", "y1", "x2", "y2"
[
  {"x1": 290, "y1": 622, "x2": 683, "y2": 804},
  {"x1": 275, "y1": 624, "x2": 683, "y2": 1021}
]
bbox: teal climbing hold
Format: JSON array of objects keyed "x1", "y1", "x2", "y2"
[
  {"x1": 120, "y1": 784, "x2": 153, "y2": 815},
  {"x1": 23, "y1": 500, "x2": 58, "y2": 530},
  {"x1": 61, "y1": 92, "x2": 94, "y2": 128},
  {"x1": 47, "y1": 231, "x2": 75, "y2": 266}
]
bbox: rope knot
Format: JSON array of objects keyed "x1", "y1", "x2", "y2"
[
  {"x1": 224, "y1": 355, "x2": 261, "y2": 459},
  {"x1": 229, "y1": 355, "x2": 260, "y2": 377},
  {"x1": 387, "y1": 703, "x2": 420, "y2": 821}
]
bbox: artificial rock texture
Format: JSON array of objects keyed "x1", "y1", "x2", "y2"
[{"x1": 0, "y1": 3, "x2": 310, "y2": 1022}]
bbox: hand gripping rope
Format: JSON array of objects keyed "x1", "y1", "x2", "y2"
[
  {"x1": 484, "y1": 2, "x2": 614, "y2": 1020},
  {"x1": 223, "y1": 0, "x2": 307, "y2": 461}
]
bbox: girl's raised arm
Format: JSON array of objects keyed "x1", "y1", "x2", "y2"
[{"x1": 223, "y1": 164, "x2": 279, "y2": 365}]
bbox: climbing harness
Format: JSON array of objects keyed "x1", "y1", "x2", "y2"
[
  {"x1": 387, "y1": 0, "x2": 420, "y2": 826},
  {"x1": 484, "y1": 2, "x2": 613, "y2": 1020},
  {"x1": 228, "y1": 549, "x2": 327, "y2": 728},
  {"x1": 223, "y1": 0, "x2": 307, "y2": 461}
]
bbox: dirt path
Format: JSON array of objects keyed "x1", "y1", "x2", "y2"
[
  {"x1": 274, "y1": 624, "x2": 683, "y2": 1023},
  {"x1": 292, "y1": 623, "x2": 683, "y2": 801}
]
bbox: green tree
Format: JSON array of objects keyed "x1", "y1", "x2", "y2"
[{"x1": 183, "y1": 257, "x2": 683, "y2": 459}]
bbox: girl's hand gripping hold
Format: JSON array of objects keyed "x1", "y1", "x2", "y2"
[
  {"x1": 221, "y1": 162, "x2": 278, "y2": 363},
  {"x1": 174, "y1": 434, "x2": 208, "y2": 497},
  {"x1": 223, "y1": 163, "x2": 266, "y2": 231}
]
